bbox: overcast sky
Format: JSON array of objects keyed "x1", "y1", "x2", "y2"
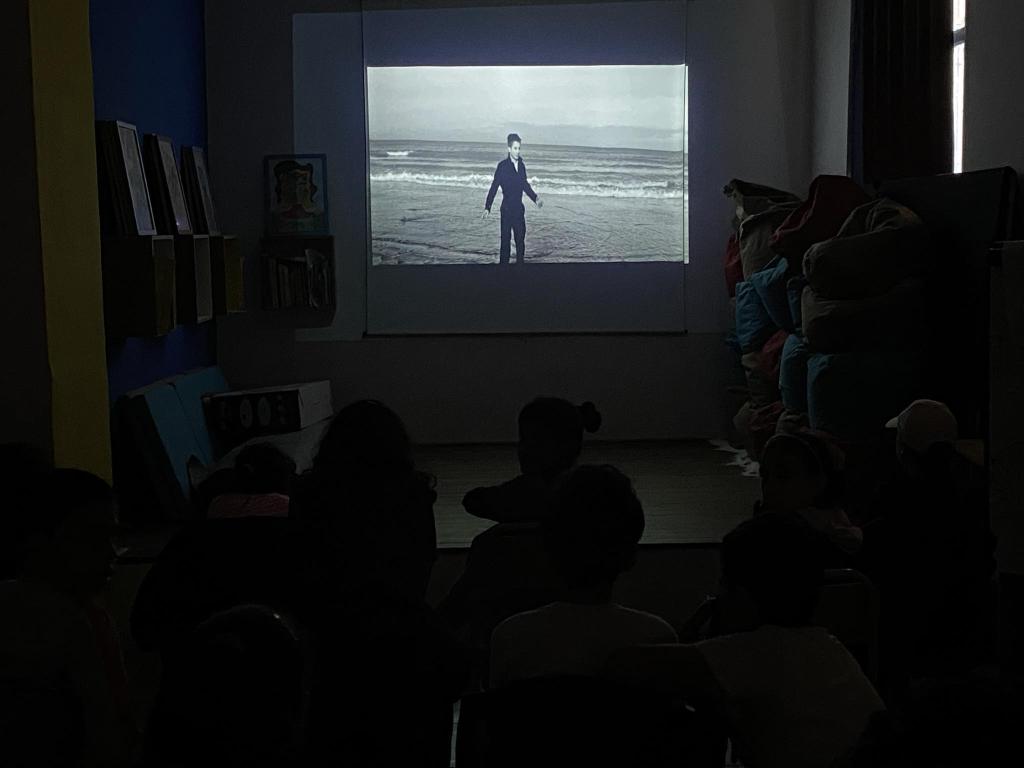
[{"x1": 367, "y1": 65, "x2": 686, "y2": 151}]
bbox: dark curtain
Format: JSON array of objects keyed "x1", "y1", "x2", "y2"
[{"x1": 848, "y1": 0, "x2": 953, "y2": 188}]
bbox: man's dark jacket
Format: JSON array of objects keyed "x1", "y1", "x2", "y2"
[{"x1": 485, "y1": 156, "x2": 538, "y2": 212}]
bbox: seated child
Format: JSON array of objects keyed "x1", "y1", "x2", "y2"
[
  {"x1": 860, "y1": 400, "x2": 995, "y2": 687},
  {"x1": 757, "y1": 431, "x2": 862, "y2": 560},
  {"x1": 0, "y1": 469, "x2": 137, "y2": 767},
  {"x1": 489, "y1": 465, "x2": 677, "y2": 687},
  {"x1": 608, "y1": 513, "x2": 884, "y2": 768},
  {"x1": 207, "y1": 443, "x2": 296, "y2": 519},
  {"x1": 463, "y1": 398, "x2": 601, "y2": 524}
]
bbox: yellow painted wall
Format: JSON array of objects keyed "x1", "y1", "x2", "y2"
[{"x1": 28, "y1": 0, "x2": 111, "y2": 480}]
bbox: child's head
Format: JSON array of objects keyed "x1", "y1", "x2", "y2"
[
  {"x1": 17, "y1": 468, "x2": 118, "y2": 595},
  {"x1": 543, "y1": 464, "x2": 644, "y2": 598},
  {"x1": 759, "y1": 431, "x2": 842, "y2": 512},
  {"x1": 719, "y1": 512, "x2": 824, "y2": 629},
  {"x1": 517, "y1": 398, "x2": 601, "y2": 476},
  {"x1": 314, "y1": 399, "x2": 413, "y2": 478},
  {"x1": 233, "y1": 443, "x2": 296, "y2": 496},
  {"x1": 886, "y1": 399, "x2": 959, "y2": 478}
]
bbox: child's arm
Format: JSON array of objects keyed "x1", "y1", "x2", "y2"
[{"x1": 462, "y1": 474, "x2": 551, "y2": 523}]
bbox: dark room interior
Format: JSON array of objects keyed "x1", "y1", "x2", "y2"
[{"x1": 3, "y1": 1, "x2": 1024, "y2": 765}]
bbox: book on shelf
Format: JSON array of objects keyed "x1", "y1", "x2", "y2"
[{"x1": 261, "y1": 245, "x2": 334, "y2": 310}]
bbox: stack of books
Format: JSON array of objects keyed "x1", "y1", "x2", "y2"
[{"x1": 263, "y1": 247, "x2": 334, "y2": 310}]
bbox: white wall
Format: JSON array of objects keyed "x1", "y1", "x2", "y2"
[
  {"x1": 811, "y1": 0, "x2": 850, "y2": 177},
  {"x1": 963, "y1": 0, "x2": 1024, "y2": 575},
  {"x1": 206, "y1": 0, "x2": 814, "y2": 443},
  {"x1": 963, "y1": 0, "x2": 1024, "y2": 175}
]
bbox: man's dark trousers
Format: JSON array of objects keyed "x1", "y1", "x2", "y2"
[{"x1": 500, "y1": 203, "x2": 526, "y2": 264}]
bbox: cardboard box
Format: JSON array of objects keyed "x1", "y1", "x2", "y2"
[{"x1": 204, "y1": 381, "x2": 333, "y2": 439}]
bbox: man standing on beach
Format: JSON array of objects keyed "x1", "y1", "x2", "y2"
[{"x1": 483, "y1": 133, "x2": 542, "y2": 264}]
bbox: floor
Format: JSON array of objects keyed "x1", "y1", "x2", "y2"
[{"x1": 417, "y1": 439, "x2": 761, "y2": 548}]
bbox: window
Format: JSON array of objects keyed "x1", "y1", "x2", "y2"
[{"x1": 953, "y1": 0, "x2": 966, "y2": 173}]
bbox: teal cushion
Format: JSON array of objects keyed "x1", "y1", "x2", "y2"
[
  {"x1": 139, "y1": 383, "x2": 204, "y2": 494},
  {"x1": 779, "y1": 333, "x2": 810, "y2": 413},
  {"x1": 806, "y1": 343, "x2": 922, "y2": 439},
  {"x1": 171, "y1": 367, "x2": 230, "y2": 464},
  {"x1": 735, "y1": 280, "x2": 777, "y2": 353},
  {"x1": 749, "y1": 257, "x2": 794, "y2": 332}
]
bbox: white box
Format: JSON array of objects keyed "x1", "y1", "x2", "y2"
[{"x1": 204, "y1": 380, "x2": 333, "y2": 438}]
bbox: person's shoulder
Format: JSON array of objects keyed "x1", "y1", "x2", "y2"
[
  {"x1": 493, "y1": 602, "x2": 559, "y2": 637},
  {"x1": 491, "y1": 609, "x2": 529, "y2": 649},
  {"x1": 732, "y1": 624, "x2": 858, "y2": 661},
  {"x1": 694, "y1": 626, "x2": 768, "y2": 658},
  {"x1": 610, "y1": 604, "x2": 678, "y2": 639}
]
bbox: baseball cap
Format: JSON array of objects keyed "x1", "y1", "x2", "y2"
[{"x1": 885, "y1": 399, "x2": 958, "y2": 454}]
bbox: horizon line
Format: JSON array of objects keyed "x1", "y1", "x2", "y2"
[{"x1": 369, "y1": 138, "x2": 686, "y2": 153}]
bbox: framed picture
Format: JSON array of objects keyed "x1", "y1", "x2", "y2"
[
  {"x1": 97, "y1": 120, "x2": 157, "y2": 236},
  {"x1": 143, "y1": 134, "x2": 192, "y2": 235},
  {"x1": 96, "y1": 121, "x2": 128, "y2": 236},
  {"x1": 264, "y1": 154, "x2": 330, "y2": 235},
  {"x1": 182, "y1": 146, "x2": 220, "y2": 235},
  {"x1": 116, "y1": 122, "x2": 157, "y2": 236}
]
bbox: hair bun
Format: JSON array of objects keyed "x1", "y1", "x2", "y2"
[{"x1": 577, "y1": 401, "x2": 602, "y2": 433}]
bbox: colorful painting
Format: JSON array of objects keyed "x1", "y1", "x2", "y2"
[{"x1": 265, "y1": 154, "x2": 329, "y2": 235}]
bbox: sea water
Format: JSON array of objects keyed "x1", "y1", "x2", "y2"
[{"x1": 369, "y1": 140, "x2": 687, "y2": 265}]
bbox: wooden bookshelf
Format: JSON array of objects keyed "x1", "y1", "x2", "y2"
[
  {"x1": 102, "y1": 236, "x2": 176, "y2": 338},
  {"x1": 210, "y1": 234, "x2": 244, "y2": 315},
  {"x1": 174, "y1": 234, "x2": 213, "y2": 325},
  {"x1": 260, "y1": 235, "x2": 335, "y2": 323}
]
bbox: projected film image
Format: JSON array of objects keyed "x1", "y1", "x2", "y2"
[{"x1": 367, "y1": 65, "x2": 687, "y2": 265}]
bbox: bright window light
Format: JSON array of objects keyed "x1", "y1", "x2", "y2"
[{"x1": 952, "y1": 0, "x2": 965, "y2": 173}]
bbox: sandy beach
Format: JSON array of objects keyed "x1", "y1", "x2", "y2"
[{"x1": 371, "y1": 182, "x2": 686, "y2": 265}]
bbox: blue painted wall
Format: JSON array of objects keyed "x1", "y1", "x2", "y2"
[{"x1": 90, "y1": 0, "x2": 216, "y2": 400}]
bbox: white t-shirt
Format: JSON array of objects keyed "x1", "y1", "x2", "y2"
[
  {"x1": 696, "y1": 625, "x2": 884, "y2": 768},
  {"x1": 490, "y1": 601, "x2": 678, "y2": 687}
]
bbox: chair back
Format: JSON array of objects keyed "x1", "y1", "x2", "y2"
[
  {"x1": 455, "y1": 675, "x2": 726, "y2": 768},
  {"x1": 814, "y1": 568, "x2": 880, "y2": 685}
]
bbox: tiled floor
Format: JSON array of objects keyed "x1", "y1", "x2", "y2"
[{"x1": 417, "y1": 439, "x2": 760, "y2": 548}]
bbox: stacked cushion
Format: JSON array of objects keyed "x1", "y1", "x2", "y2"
[
  {"x1": 749, "y1": 256, "x2": 795, "y2": 332},
  {"x1": 771, "y1": 175, "x2": 871, "y2": 262},
  {"x1": 807, "y1": 341, "x2": 924, "y2": 440},
  {"x1": 801, "y1": 279, "x2": 926, "y2": 353},
  {"x1": 803, "y1": 198, "x2": 928, "y2": 300}
]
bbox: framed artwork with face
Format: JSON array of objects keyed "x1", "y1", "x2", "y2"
[{"x1": 264, "y1": 154, "x2": 329, "y2": 235}]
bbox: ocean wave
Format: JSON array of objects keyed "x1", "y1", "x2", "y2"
[
  {"x1": 385, "y1": 150, "x2": 411, "y2": 157},
  {"x1": 370, "y1": 171, "x2": 685, "y2": 199},
  {"x1": 372, "y1": 158, "x2": 683, "y2": 178}
]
